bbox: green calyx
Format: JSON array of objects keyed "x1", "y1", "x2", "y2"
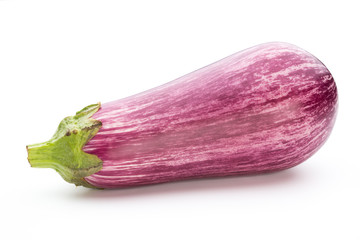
[{"x1": 27, "y1": 103, "x2": 103, "y2": 188}]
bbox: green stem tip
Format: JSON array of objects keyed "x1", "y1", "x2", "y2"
[{"x1": 26, "y1": 103, "x2": 103, "y2": 188}]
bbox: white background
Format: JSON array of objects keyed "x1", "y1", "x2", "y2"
[{"x1": 0, "y1": 0, "x2": 359, "y2": 239}]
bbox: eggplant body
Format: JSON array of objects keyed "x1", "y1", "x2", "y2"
[{"x1": 82, "y1": 42, "x2": 337, "y2": 188}]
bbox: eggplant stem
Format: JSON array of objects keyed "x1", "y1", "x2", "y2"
[{"x1": 26, "y1": 103, "x2": 103, "y2": 188}]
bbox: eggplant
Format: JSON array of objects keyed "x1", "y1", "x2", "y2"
[{"x1": 27, "y1": 42, "x2": 338, "y2": 189}]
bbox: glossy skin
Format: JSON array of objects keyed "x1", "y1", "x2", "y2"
[{"x1": 83, "y1": 42, "x2": 338, "y2": 188}]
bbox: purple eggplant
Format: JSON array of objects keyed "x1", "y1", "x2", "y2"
[{"x1": 27, "y1": 42, "x2": 338, "y2": 189}]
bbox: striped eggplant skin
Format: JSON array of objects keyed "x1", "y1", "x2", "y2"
[{"x1": 83, "y1": 42, "x2": 338, "y2": 189}]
